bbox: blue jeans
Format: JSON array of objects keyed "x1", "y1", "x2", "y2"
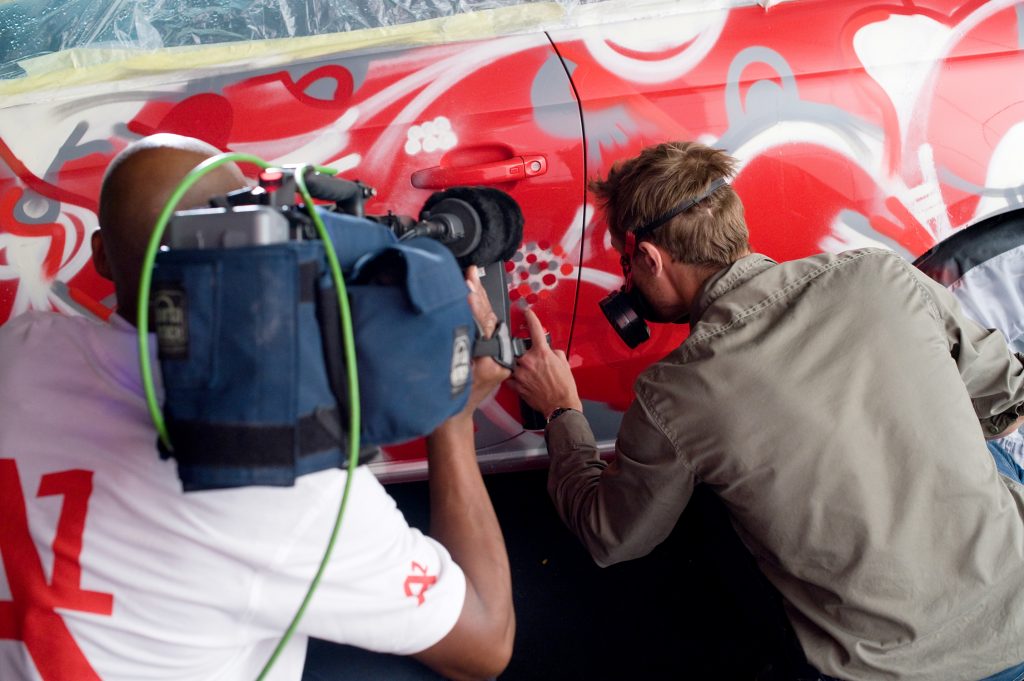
[
  {"x1": 980, "y1": 660, "x2": 1024, "y2": 681},
  {"x1": 989, "y1": 438, "x2": 1024, "y2": 484}
]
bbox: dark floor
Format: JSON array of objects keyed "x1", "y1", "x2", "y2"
[{"x1": 386, "y1": 468, "x2": 809, "y2": 681}]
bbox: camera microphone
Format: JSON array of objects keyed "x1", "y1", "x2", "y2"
[
  {"x1": 404, "y1": 197, "x2": 482, "y2": 261},
  {"x1": 419, "y1": 186, "x2": 523, "y2": 269}
]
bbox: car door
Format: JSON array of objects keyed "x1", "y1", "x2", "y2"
[{"x1": 0, "y1": 6, "x2": 585, "y2": 480}]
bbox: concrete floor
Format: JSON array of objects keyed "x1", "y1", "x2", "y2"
[{"x1": 386, "y1": 468, "x2": 808, "y2": 681}]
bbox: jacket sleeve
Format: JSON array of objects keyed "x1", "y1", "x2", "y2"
[
  {"x1": 544, "y1": 397, "x2": 696, "y2": 567},
  {"x1": 912, "y1": 266, "x2": 1024, "y2": 437}
]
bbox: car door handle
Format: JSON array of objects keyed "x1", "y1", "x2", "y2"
[{"x1": 411, "y1": 155, "x2": 547, "y2": 189}]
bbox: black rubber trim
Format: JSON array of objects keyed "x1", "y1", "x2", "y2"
[{"x1": 914, "y1": 210, "x2": 1024, "y2": 286}]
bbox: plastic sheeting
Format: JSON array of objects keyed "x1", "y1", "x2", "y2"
[{"x1": 0, "y1": 0, "x2": 592, "y2": 79}]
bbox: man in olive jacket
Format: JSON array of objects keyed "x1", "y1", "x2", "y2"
[{"x1": 511, "y1": 140, "x2": 1024, "y2": 681}]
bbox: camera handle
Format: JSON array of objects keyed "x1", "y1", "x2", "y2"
[{"x1": 466, "y1": 259, "x2": 551, "y2": 429}]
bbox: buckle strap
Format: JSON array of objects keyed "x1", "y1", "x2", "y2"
[{"x1": 473, "y1": 320, "x2": 515, "y2": 370}]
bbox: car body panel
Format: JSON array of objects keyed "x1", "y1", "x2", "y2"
[
  {"x1": 0, "y1": 20, "x2": 583, "y2": 479},
  {"x1": 2, "y1": 0, "x2": 1024, "y2": 481},
  {"x1": 547, "y1": 0, "x2": 1024, "y2": 444}
]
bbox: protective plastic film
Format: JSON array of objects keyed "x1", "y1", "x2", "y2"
[{"x1": 0, "y1": 0, "x2": 592, "y2": 79}]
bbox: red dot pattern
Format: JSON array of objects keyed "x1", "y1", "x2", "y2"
[{"x1": 506, "y1": 241, "x2": 575, "y2": 304}]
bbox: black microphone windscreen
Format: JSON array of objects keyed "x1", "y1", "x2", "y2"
[{"x1": 421, "y1": 186, "x2": 523, "y2": 268}]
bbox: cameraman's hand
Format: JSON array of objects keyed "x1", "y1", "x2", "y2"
[
  {"x1": 508, "y1": 309, "x2": 581, "y2": 419},
  {"x1": 459, "y1": 265, "x2": 510, "y2": 417}
]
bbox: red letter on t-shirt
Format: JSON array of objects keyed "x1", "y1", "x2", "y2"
[{"x1": 0, "y1": 459, "x2": 113, "y2": 680}]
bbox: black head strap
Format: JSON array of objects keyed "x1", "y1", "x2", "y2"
[{"x1": 632, "y1": 177, "x2": 728, "y2": 242}]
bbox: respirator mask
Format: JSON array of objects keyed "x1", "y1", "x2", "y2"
[{"x1": 599, "y1": 177, "x2": 728, "y2": 348}]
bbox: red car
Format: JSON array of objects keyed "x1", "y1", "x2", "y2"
[{"x1": 1, "y1": 0, "x2": 1022, "y2": 480}]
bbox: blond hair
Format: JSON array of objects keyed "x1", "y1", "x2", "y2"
[{"x1": 589, "y1": 141, "x2": 749, "y2": 268}]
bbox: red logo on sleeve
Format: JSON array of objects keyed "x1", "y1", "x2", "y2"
[
  {"x1": 403, "y1": 561, "x2": 438, "y2": 606},
  {"x1": 0, "y1": 459, "x2": 114, "y2": 680}
]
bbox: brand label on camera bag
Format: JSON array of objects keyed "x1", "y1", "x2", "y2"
[
  {"x1": 450, "y1": 325, "x2": 471, "y2": 397},
  {"x1": 153, "y1": 284, "x2": 189, "y2": 360}
]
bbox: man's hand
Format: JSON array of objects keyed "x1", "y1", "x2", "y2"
[
  {"x1": 459, "y1": 266, "x2": 510, "y2": 417},
  {"x1": 508, "y1": 308, "x2": 582, "y2": 419}
]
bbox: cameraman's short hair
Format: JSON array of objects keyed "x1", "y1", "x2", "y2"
[
  {"x1": 589, "y1": 141, "x2": 749, "y2": 268},
  {"x1": 101, "y1": 133, "x2": 222, "y2": 189}
]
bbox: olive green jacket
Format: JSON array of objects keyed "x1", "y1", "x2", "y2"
[{"x1": 547, "y1": 249, "x2": 1024, "y2": 680}]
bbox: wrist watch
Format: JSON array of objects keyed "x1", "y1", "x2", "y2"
[{"x1": 546, "y1": 407, "x2": 578, "y2": 425}]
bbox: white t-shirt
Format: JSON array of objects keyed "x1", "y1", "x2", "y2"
[
  {"x1": 948, "y1": 242, "x2": 1024, "y2": 354},
  {"x1": 0, "y1": 312, "x2": 466, "y2": 681},
  {"x1": 947, "y1": 242, "x2": 1024, "y2": 467}
]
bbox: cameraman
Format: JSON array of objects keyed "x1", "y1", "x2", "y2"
[
  {"x1": 0, "y1": 134, "x2": 514, "y2": 681},
  {"x1": 510, "y1": 140, "x2": 1024, "y2": 680}
]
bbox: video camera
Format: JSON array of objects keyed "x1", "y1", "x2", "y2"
[{"x1": 145, "y1": 164, "x2": 524, "y2": 491}]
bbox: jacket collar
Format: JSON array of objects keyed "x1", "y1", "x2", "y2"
[{"x1": 689, "y1": 253, "x2": 777, "y2": 325}]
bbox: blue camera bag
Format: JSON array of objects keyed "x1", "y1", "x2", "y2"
[{"x1": 150, "y1": 209, "x2": 474, "y2": 490}]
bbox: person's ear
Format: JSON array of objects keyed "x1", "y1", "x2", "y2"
[
  {"x1": 91, "y1": 230, "x2": 113, "y2": 281},
  {"x1": 636, "y1": 241, "x2": 666, "y2": 276}
]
